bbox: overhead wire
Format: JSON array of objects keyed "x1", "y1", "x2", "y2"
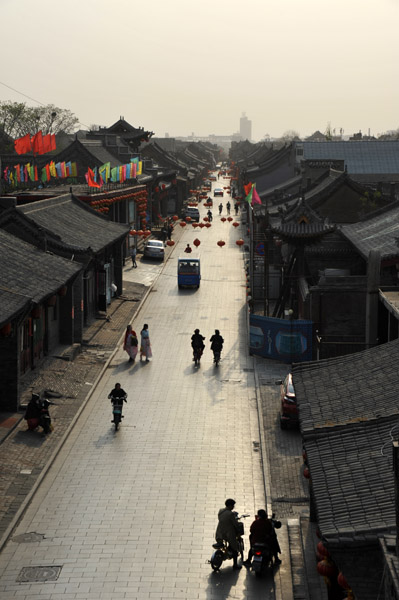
[{"x1": 0, "y1": 80, "x2": 90, "y2": 129}]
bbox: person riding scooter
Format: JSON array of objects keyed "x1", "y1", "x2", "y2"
[
  {"x1": 191, "y1": 329, "x2": 205, "y2": 362},
  {"x1": 215, "y1": 498, "x2": 242, "y2": 570},
  {"x1": 243, "y1": 509, "x2": 281, "y2": 567},
  {"x1": 108, "y1": 383, "x2": 127, "y2": 422},
  {"x1": 210, "y1": 329, "x2": 224, "y2": 363},
  {"x1": 24, "y1": 393, "x2": 55, "y2": 434}
]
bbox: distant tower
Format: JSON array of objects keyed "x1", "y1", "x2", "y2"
[{"x1": 240, "y1": 112, "x2": 252, "y2": 141}]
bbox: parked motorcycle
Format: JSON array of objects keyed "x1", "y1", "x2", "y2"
[
  {"x1": 210, "y1": 513, "x2": 249, "y2": 571},
  {"x1": 24, "y1": 394, "x2": 55, "y2": 434}
]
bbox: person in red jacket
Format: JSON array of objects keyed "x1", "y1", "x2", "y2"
[{"x1": 243, "y1": 509, "x2": 281, "y2": 566}]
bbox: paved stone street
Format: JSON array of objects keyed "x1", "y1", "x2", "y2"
[
  {"x1": 0, "y1": 185, "x2": 327, "y2": 599},
  {"x1": 0, "y1": 189, "x2": 280, "y2": 599}
]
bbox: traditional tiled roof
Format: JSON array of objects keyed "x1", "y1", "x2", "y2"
[
  {"x1": 341, "y1": 203, "x2": 399, "y2": 260},
  {"x1": 300, "y1": 141, "x2": 399, "y2": 174},
  {"x1": 293, "y1": 338, "x2": 399, "y2": 434},
  {"x1": 18, "y1": 193, "x2": 129, "y2": 253},
  {"x1": 304, "y1": 418, "x2": 396, "y2": 546},
  {"x1": 0, "y1": 229, "x2": 81, "y2": 327}
]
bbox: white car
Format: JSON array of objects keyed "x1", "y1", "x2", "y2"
[
  {"x1": 143, "y1": 239, "x2": 165, "y2": 260},
  {"x1": 213, "y1": 188, "x2": 224, "y2": 197}
]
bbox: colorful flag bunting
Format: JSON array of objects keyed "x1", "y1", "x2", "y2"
[{"x1": 86, "y1": 167, "x2": 101, "y2": 188}]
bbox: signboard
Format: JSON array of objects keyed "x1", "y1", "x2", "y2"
[{"x1": 249, "y1": 314, "x2": 313, "y2": 363}]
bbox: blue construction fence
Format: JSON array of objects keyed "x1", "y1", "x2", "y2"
[{"x1": 249, "y1": 314, "x2": 313, "y2": 363}]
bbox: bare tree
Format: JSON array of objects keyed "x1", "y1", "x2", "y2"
[
  {"x1": 280, "y1": 129, "x2": 301, "y2": 142},
  {"x1": 0, "y1": 101, "x2": 79, "y2": 137}
]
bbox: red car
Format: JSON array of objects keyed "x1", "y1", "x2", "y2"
[{"x1": 276, "y1": 373, "x2": 298, "y2": 429}]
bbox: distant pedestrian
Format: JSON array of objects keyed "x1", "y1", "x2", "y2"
[
  {"x1": 218, "y1": 203, "x2": 223, "y2": 215},
  {"x1": 167, "y1": 224, "x2": 173, "y2": 240},
  {"x1": 184, "y1": 244, "x2": 192, "y2": 253},
  {"x1": 226, "y1": 201, "x2": 231, "y2": 215},
  {"x1": 123, "y1": 324, "x2": 138, "y2": 363},
  {"x1": 130, "y1": 246, "x2": 137, "y2": 268},
  {"x1": 234, "y1": 202, "x2": 239, "y2": 215},
  {"x1": 140, "y1": 324, "x2": 152, "y2": 362}
]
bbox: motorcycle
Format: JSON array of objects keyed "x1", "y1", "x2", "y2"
[
  {"x1": 192, "y1": 346, "x2": 203, "y2": 366},
  {"x1": 110, "y1": 394, "x2": 127, "y2": 431},
  {"x1": 248, "y1": 514, "x2": 282, "y2": 577},
  {"x1": 250, "y1": 542, "x2": 273, "y2": 577},
  {"x1": 213, "y1": 349, "x2": 221, "y2": 366},
  {"x1": 210, "y1": 513, "x2": 249, "y2": 571},
  {"x1": 25, "y1": 394, "x2": 55, "y2": 434}
]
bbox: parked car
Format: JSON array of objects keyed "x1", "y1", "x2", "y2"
[
  {"x1": 214, "y1": 188, "x2": 224, "y2": 197},
  {"x1": 276, "y1": 373, "x2": 298, "y2": 429},
  {"x1": 143, "y1": 239, "x2": 165, "y2": 260},
  {"x1": 209, "y1": 175, "x2": 217, "y2": 181}
]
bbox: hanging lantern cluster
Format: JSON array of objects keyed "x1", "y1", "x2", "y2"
[{"x1": 89, "y1": 188, "x2": 147, "y2": 215}]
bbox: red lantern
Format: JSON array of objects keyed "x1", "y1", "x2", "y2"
[
  {"x1": 303, "y1": 467, "x2": 310, "y2": 479},
  {"x1": 162, "y1": 184, "x2": 166, "y2": 190},
  {"x1": 217, "y1": 240, "x2": 225, "y2": 248},
  {"x1": 0, "y1": 323, "x2": 12, "y2": 337},
  {"x1": 179, "y1": 221, "x2": 187, "y2": 227},
  {"x1": 137, "y1": 230, "x2": 144, "y2": 236},
  {"x1": 192, "y1": 222, "x2": 199, "y2": 228},
  {"x1": 144, "y1": 230, "x2": 151, "y2": 237},
  {"x1": 317, "y1": 559, "x2": 337, "y2": 578},
  {"x1": 58, "y1": 286, "x2": 68, "y2": 296},
  {"x1": 317, "y1": 542, "x2": 330, "y2": 559},
  {"x1": 172, "y1": 215, "x2": 179, "y2": 221},
  {"x1": 236, "y1": 239, "x2": 244, "y2": 247},
  {"x1": 221, "y1": 217, "x2": 227, "y2": 223},
  {"x1": 205, "y1": 222, "x2": 211, "y2": 228},
  {"x1": 337, "y1": 572, "x2": 350, "y2": 590},
  {"x1": 129, "y1": 230, "x2": 137, "y2": 236},
  {"x1": 166, "y1": 240, "x2": 175, "y2": 246},
  {"x1": 193, "y1": 238, "x2": 201, "y2": 247},
  {"x1": 203, "y1": 216, "x2": 209, "y2": 222},
  {"x1": 186, "y1": 216, "x2": 192, "y2": 222},
  {"x1": 232, "y1": 222, "x2": 239, "y2": 227},
  {"x1": 227, "y1": 217, "x2": 233, "y2": 222},
  {"x1": 155, "y1": 186, "x2": 159, "y2": 193},
  {"x1": 199, "y1": 222, "x2": 205, "y2": 228}
]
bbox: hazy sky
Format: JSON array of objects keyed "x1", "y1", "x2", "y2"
[{"x1": 1, "y1": 0, "x2": 398, "y2": 140}]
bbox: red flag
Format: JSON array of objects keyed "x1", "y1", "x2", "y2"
[
  {"x1": 86, "y1": 167, "x2": 101, "y2": 188},
  {"x1": 42, "y1": 134, "x2": 52, "y2": 153},
  {"x1": 34, "y1": 166, "x2": 38, "y2": 181},
  {"x1": 31, "y1": 131, "x2": 44, "y2": 155},
  {"x1": 45, "y1": 164, "x2": 51, "y2": 180},
  {"x1": 244, "y1": 182, "x2": 253, "y2": 196},
  {"x1": 14, "y1": 134, "x2": 32, "y2": 155},
  {"x1": 50, "y1": 134, "x2": 56, "y2": 151}
]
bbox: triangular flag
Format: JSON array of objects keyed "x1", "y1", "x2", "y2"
[
  {"x1": 251, "y1": 184, "x2": 262, "y2": 206},
  {"x1": 245, "y1": 184, "x2": 254, "y2": 204},
  {"x1": 244, "y1": 182, "x2": 253, "y2": 197}
]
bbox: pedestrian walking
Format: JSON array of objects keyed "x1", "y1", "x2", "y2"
[
  {"x1": 130, "y1": 245, "x2": 137, "y2": 268},
  {"x1": 218, "y1": 203, "x2": 223, "y2": 215},
  {"x1": 140, "y1": 324, "x2": 152, "y2": 362},
  {"x1": 123, "y1": 324, "x2": 138, "y2": 363},
  {"x1": 167, "y1": 224, "x2": 173, "y2": 240},
  {"x1": 226, "y1": 201, "x2": 231, "y2": 215},
  {"x1": 234, "y1": 202, "x2": 239, "y2": 215}
]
